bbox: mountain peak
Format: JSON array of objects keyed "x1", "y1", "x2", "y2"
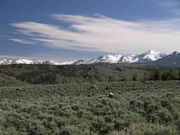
[
  {"x1": 139, "y1": 50, "x2": 164, "y2": 62},
  {"x1": 171, "y1": 51, "x2": 180, "y2": 55},
  {"x1": 86, "y1": 50, "x2": 165, "y2": 64},
  {"x1": 146, "y1": 50, "x2": 160, "y2": 54}
]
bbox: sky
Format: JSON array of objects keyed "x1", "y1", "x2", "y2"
[{"x1": 0, "y1": 0, "x2": 180, "y2": 60}]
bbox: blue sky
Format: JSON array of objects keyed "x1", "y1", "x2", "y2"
[{"x1": 0, "y1": 0, "x2": 180, "y2": 60}]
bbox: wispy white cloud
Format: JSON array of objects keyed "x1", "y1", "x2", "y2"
[
  {"x1": 11, "y1": 14, "x2": 180, "y2": 54},
  {"x1": 10, "y1": 38, "x2": 34, "y2": 45}
]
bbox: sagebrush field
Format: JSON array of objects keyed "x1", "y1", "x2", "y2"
[{"x1": 0, "y1": 64, "x2": 179, "y2": 135}]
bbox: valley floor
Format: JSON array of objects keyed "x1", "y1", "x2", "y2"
[{"x1": 0, "y1": 81, "x2": 179, "y2": 135}]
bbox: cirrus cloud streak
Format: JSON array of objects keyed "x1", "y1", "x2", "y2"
[
  {"x1": 11, "y1": 14, "x2": 180, "y2": 53},
  {"x1": 10, "y1": 38, "x2": 34, "y2": 45}
]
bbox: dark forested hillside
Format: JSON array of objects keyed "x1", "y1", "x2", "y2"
[{"x1": 0, "y1": 64, "x2": 179, "y2": 85}]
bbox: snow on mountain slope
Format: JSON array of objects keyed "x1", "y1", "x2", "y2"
[
  {"x1": 0, "y1": 50, "x2": 169, "y2": 65},
  {"x1": 40, "y1": 60, "x2": 61, "y2": 65},
  {"x1": 0, "y1": 58, "x2": 15, "y2": 65},
  {"x1": 0, "y1": 58, "x2": 77, "y2": 65},
  {"x1": 120, "y1": 55, "x2": 139, "y2": 63},
  {"x1": 73, "y1": 60, "x2": 87, "y2": 65},
  {"x1": 87, "y1": 54, "x2": 123, "y2": 64},
  {"x1": 15, "y1": 59, "x2": 39, "y2": 64},
  {"x1": 134, "y1": 50, "x2": 166, "y2": 63},
  {"x1": 55, "y1": 60, "x2": 77, "y2": 65},
  {"x1": 87, "y1": 50, "x2": 165, "y2": 64},
  {"x1": 142, "y1": 50, "x2": 162, "y2": 61},
  {"x1": 151, "y1": 51, "x2": 180, "y2": 66}
]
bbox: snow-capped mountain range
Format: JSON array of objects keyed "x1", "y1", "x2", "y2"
[
  {"x1": 87, "y1": 50, "x2": 166, "y2": 64},
  {"x1": 0, "y1": 50, "x2": 179, "y2": 65}
]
